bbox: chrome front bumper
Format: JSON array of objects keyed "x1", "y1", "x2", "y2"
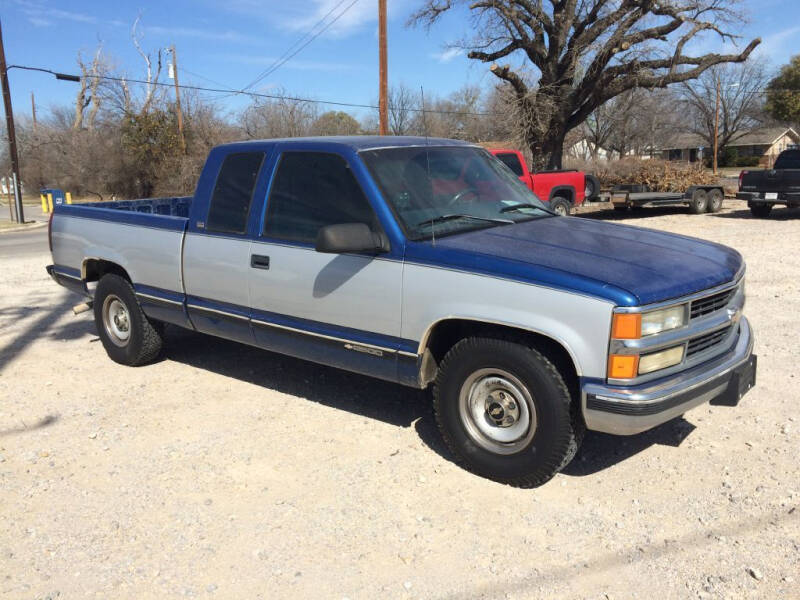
[{"x1": 582, "y1": 317, "x2": 755, "y2": 435}]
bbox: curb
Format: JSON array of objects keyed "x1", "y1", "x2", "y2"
[{"x1": 0, "y1": 221, "x2": 48, "y2": 234}]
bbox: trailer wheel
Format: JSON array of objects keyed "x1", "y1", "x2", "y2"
[
  {"x1": 707, "y1": 189, "x2": 724, "y2": 213},
  {"x1": 94, "y1": 274, "x2": 163, "y2": 366},
  {"x1": 433, "y1": 337, "x2": 584, "y2": 487},
  {"x1": 750, "y1": 203, "x2": 772, "y2": 218},
  {"x1": 689, "y1": 189, "x2": 708, "y2": 214},
  {"x1": 550, "y1": 196, "x2": 571, "y2": 216}
]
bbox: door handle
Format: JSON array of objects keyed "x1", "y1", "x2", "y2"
[{"x1": 250, "y1": 254, "x2": 270, "y2": 270}]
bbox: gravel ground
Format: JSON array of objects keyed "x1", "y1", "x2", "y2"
[{"x1": 1, "y1": 202, "x2": 798, "y2": 599}]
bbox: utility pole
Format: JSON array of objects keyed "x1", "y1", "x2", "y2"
[
  {"x1": 713, "y1": 77, "x2": 720, "y2": 175},
  {"x1": 378, "y1": 0, "x2": 388, "y2": 135},
  {"x1": 169, "y1": 45, "x2": 186, "y2": 154},
  {"x1": 0, "y1": 19, "x2": 24, "y2": 223},
  {"x1": 30, "y1": 91, "x2": 36, "y2": 130}
]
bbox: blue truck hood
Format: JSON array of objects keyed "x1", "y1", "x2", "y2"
[{"x1": 404, "y1": 217, "x2": 743, "y2": 307}]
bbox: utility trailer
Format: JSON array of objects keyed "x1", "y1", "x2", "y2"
[{"x1": 610, "y1": 184, "x2": 725, "y2": 214}]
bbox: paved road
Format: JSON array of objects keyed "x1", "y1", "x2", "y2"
[{"x1": 0, "y1": 226, "x2": 48, "y2": 258}]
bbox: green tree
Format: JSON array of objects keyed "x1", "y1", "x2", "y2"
[
  {"x1": 766, "y1": 55, "x2": 800, "y2": 124},
  {"x1": 310, "y1": 111, "x2": 361, "y2": 136}
]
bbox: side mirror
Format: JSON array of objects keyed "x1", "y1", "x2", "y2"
[{"x1": 315, "y1": 223, "x2": 389, "y2": 254}]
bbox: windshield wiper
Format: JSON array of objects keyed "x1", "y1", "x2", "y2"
[
  {"x1": 499, "y1": 202, "x2": 550, "y2": 214},
  {"x1": 416, "y1": 214, "x2": 515, "y2": 228}
]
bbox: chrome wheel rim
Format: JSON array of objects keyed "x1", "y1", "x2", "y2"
[
  {"x1": 102, "y1": 294, "x2": 131, "y2": 347},
  {"x1": 554, "y1": 203, "x2": 567, "y2": 216},
  {"x1": 458, "y1": 368, "x2": 537, "y2": 455}
]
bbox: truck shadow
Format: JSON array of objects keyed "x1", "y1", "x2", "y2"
[
  {"x1": 711, "y1": 206, "x2": 800, "y2": 220},
  {"x1": 562, "y1": 418, "x2": 696, "y2": 477},
  {"x1": 161, "y1": 326, "x2": 691, "y2": 477},
  {"x1": 578, "y1": 205, "x2": 693, "y2": 221}
]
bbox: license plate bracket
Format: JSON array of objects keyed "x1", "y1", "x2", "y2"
[{"x1": 711, "y1": 354, "x2": 757, "y2": 407}]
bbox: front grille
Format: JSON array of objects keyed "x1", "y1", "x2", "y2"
[
  {"x1": 690, "y1": 288, "x2": 734, "y2": 319},
  {"x1": 687, "y1": 326, "x2": 732, "y2": 357}
]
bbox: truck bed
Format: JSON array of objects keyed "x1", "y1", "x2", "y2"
[{"x1": 49, "y1": 196, "x2": 192, "y2": 321}]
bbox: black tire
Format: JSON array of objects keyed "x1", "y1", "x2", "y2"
[
  {"x1": 583, "y1": 174, "x2": 601, "y2": 201},
  {"x1": 749, "y1": 203, "x2": 772, "y2": 218},
  {"x1": 433, "y1": 337, "x2": 584, "y2": 487},
  {"x1": 93, "y1": 274, "x2": 163, "y2": 366},
  {"x1": 613, "y1": 205, "x2": 630, "y2": 212},
  {"x1": 707, "y1": 188, "x2": 724, "y2": 213},
  {"x1": 550, "y1": 196, "x2": 571, "y2": 216},
  {"x1": 689, "y1": 188, "x2": 708, "y2": 214}
]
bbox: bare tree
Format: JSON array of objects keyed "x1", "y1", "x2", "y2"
[
  {"x1": 387, "y1": 84, "x2": 418, "y2": 135},
  {"x1": 411, "y1": 0, "x2": 760, "y2": 169},
  {"x1": 239, "y1": 93, "x2": 319, "y2": 139},
  {"x1": 680, "y1": 59, "x2": 771, "y2": 159},
  {"x1": 131, "y1": 15, "x2": 163, "y2": 115},
  {"x1": 73, "y1": 45, "x2": 106, "y2": 130}
]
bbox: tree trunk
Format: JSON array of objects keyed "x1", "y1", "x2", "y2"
[{"x1": 528, "y1": 130, "x2": 566, "y2": 171}]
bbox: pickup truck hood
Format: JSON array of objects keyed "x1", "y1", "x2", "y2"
[{"x1": 404, "y1": 216, "x2": 743, "y2": 307}]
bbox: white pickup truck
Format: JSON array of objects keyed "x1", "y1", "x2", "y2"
[{"x1": 47, "y1": 137, "x2": 757, "y2": 487}]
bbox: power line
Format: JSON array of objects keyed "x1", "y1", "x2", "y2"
[
  {"x1": 6, "y1": 63, "x2": 501, "y2": 116},
  {"x1": 243, "y1": 0, "x2": 355, "y2": 92}
]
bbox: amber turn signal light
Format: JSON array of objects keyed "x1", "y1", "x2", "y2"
[
  {"x1": 611, "y1": 313, "x2": 641, "y2": 339},
  {"x1": 608, "y1": 354, "x2": 639, "y2": 379}
]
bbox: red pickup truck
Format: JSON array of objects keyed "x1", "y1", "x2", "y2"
[{"x1": 489, "y1": 149, "x2": 600, "y2": 215}]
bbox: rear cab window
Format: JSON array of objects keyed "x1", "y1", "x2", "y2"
[
  {"x1": 263, "y1": 151, "x2": 381, "y2": 244},
  {"x1": 495, "y1": 152, "x2": 524, "y2": 177},
  {"x1": 775, "y1": 150, "x2": 800, "y2": 170},
  {"x1": 206, "y1": 151, "x2": 265, "y2": 234}
]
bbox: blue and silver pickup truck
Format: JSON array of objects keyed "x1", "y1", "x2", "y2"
[{"x1": 47, "y1": 137, "x2": 757, "y2": 487}]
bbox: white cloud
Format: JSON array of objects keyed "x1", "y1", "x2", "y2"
[
  {"x1": 145, "y1": 25, "x2": 263, "y2": 45},
  {"x1": 222, "y1": 53, "x2": 357, "y2": 72},
  {"x1": 431, "y1": 48, "x2": 462, "y2": 63},
  {"x1": 281, "y1": 0, "x2": 377, "y2": 38},
  {"x1": 14, "y1": 0, "x2": 122, "y2": 28},
  {"x1": 758, "y1": 26, "x2": 800, "y2": 57}
]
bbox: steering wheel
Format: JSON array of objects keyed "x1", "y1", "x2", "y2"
[{"x1": 448, "y1": 187, "x2": 480, "y2": 205}]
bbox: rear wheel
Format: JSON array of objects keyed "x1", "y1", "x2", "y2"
[
  {"x1": 707, "y1": 188, "x2": 724, "y2": 213},
  {"x1": 94, "y1": 274, "x2": 163, "y2": 366},
  {"x1": 689, "y1": 189, "x2": 708, "y2": 214},
  {"x1": 433, "y1": 337, "x2": 584, "y2": 487},
  {"x1": 750, "y1": 203, "x2": 772, "y2": 218},
  {"x1": 550, "y1": 196, "x2": 571, "y2": 216}
]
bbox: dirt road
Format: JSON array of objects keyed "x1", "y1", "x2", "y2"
[{"x1": 1, "y1": 203, "x2": 798, "y2": 599}]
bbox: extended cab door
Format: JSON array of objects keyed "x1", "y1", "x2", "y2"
[
  {"x1": 247, "y1": 149, "x2": 405, "y2": 383},
  {"x1": 183, "y1": 148, "x2": 270, "y2": 345}
]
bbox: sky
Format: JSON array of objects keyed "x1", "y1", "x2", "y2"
[{"x1": 1, "y1": 0, "x2": 799, "y2": 123}]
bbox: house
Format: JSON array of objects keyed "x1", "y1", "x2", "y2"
[{"x1": 659, "y1": 126, "x2": 800, "y2": 166}]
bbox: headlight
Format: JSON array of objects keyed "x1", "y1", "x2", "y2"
[
  {"x1": 638, "y1": 345, "x2": 685, "y2": 374},
  {"x1": 641, "y1": 306, "x2": 686, "y2": 336},
  {"x1": 611, "y1": 305, "x2": 686, "y2": 340}
]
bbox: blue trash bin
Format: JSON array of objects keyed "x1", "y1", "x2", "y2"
[{"x1": 40, "y1": 187, "x2": 66, "y2": 206}]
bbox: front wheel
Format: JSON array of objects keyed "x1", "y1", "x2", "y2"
[
  {"x1": 94, "y1": 274, "x2": 163, "y2": 366},
  {"x1": 433, "y1": 337, "x2": 584, "y2": 487}
]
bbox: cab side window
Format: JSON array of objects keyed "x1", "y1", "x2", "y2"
[
  {"x1": 206, "y1": 152, "x2": 265, "y2": 234},
  {"x1": 263, "y1": 152, "x2": 378, "y2": 243}
]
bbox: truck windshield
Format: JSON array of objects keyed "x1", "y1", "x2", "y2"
[{"x1": 360, "y1": 146, "x2": 551, "y2": 240}]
